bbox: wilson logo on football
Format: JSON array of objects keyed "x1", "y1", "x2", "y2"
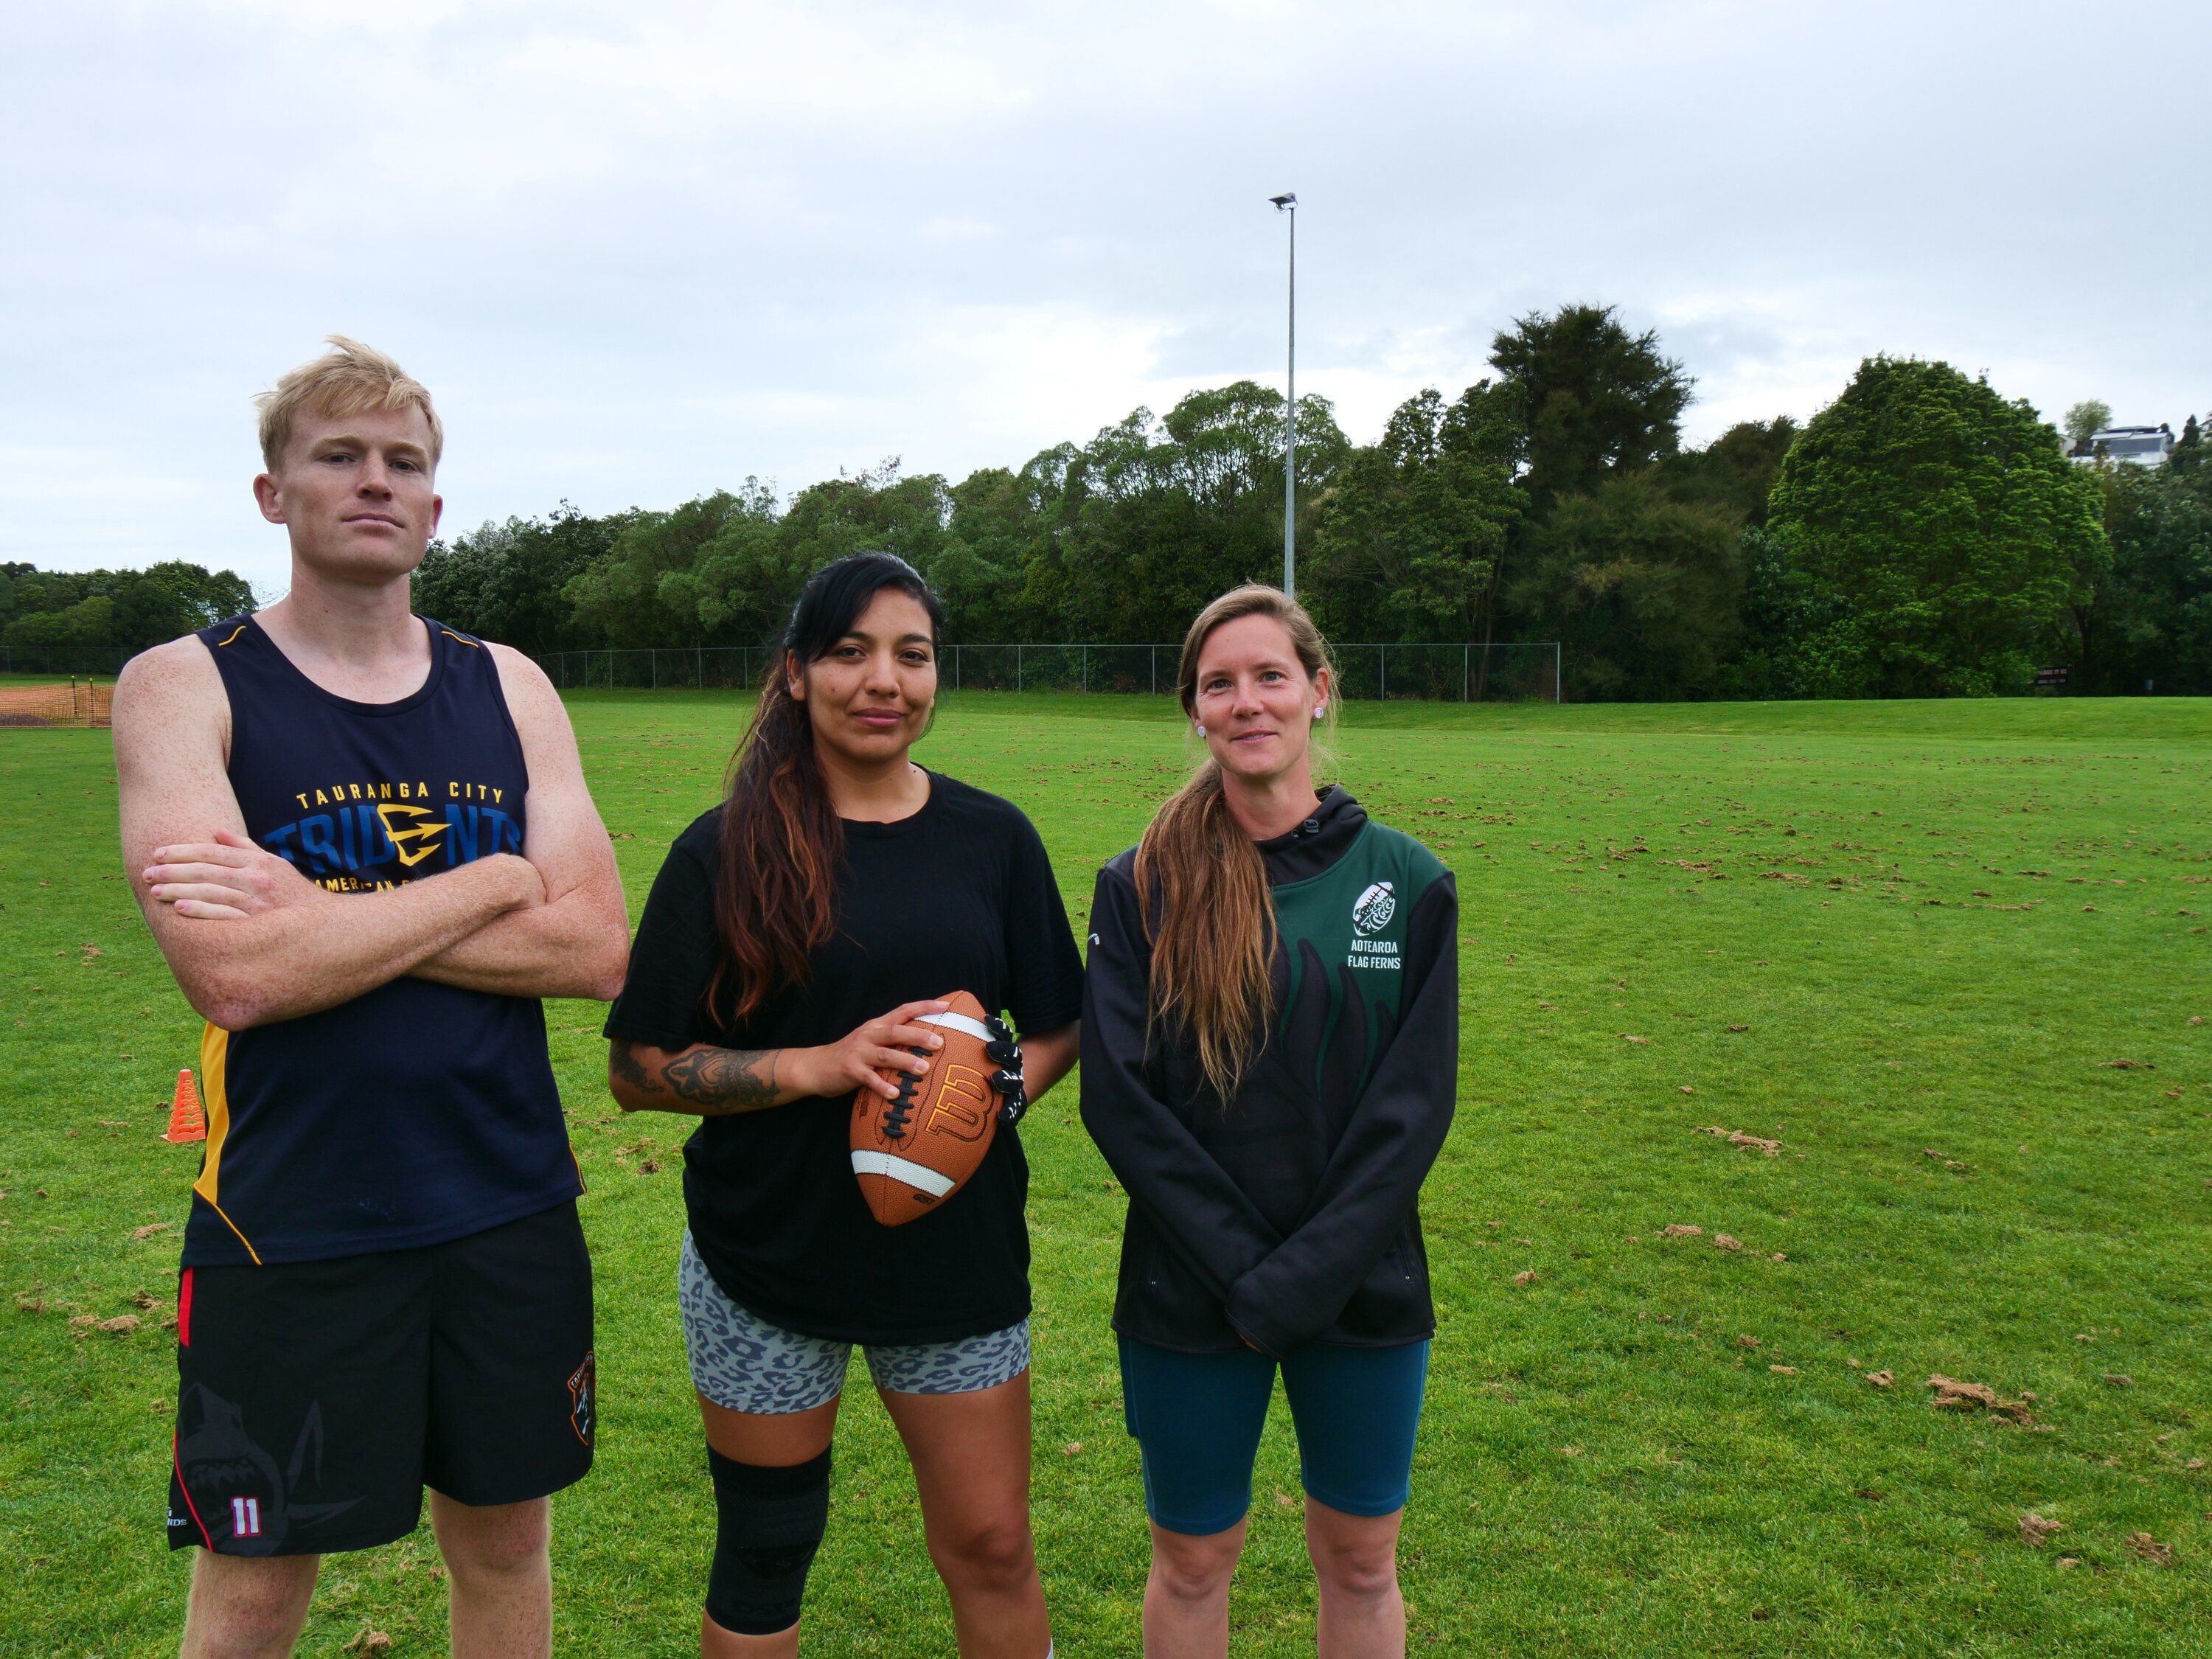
[
  {"x1": 849, "y1": 991, "x2": 1025, "y2": 1225},
  {"x1": 925, "y1": 1065, "x2": 993, "y2": 1141}
]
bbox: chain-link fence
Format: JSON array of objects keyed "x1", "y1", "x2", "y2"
[
  {"x1": 532, "y1": 645, "x2": 782, "y2": 692},
  {"x1": 534, "y1": 641, "x2": 1562, "y2": 701},
  {"x1": 0, "y1": 678, "x2": 114, "y2": 728},
  {"x1": 1, "y1": 645, "x2": 135, "y2": 678},
  {"x1": 0, "y1": 637, "x2": 1561, "y2": 702}
]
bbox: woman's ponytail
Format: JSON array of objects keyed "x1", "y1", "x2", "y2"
[
  {"x1": 1134, "y1": 760, "x2": 1276, "y2": 1100},
  {"x1": 709, "y1": 662, "x2": 844, "y2": 1024},
  {"x1": 1134, "y1": 585, "x2": 1335, "y2": 1100}
]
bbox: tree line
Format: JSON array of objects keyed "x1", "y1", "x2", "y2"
[
  {"x1": 1, "y1": 563, "x2": 255, "y2": 657},
  {"x1": 412, "y1": 305, "x2": 2205, "y2": 698},
  {"x1": 9, "y1": 305, "x2": 2205, "y2": 697}
]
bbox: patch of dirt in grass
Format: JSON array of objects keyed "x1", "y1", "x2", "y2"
[
  {"x1": 2020, "y1": 1513, "x2": 2064, "y2": 1547},
  {"x1": 1929, "y1": 1373, "x2": 1997, "y2": 1408},
  {"x1": 2126, "y1": 1531, "x2": 2175, "y2": 1566},
  {"x1": 1927, "y1": 1373, "x2": 2036, "y2": 1425},
  {"x1": 1698, "y1": 1125, "x2": 1781, "y2": 1155},
  {"x1": 69, "y1": 1314, "x2": 139, "y2": 1336}
]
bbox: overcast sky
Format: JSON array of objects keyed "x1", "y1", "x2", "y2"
[{"x1": 5, "y1": 0, "x2": 2205, "y2": 594}]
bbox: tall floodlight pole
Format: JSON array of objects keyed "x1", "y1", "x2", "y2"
[{"x1": 1270, "y1": 192, "x2": 1297, "y2": 597}]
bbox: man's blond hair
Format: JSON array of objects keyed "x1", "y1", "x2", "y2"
[{"x1": 255, "y1": 335, "x2": 444, "y2": 473}]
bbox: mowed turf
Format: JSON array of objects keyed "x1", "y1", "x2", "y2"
[{"x1": 3, "y1": 692, "x2": 2210, "y2": 1658}]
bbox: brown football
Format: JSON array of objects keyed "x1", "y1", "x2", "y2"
[{"x1": 849, "y1": 991, "x2": 1004, "y2": 1226}]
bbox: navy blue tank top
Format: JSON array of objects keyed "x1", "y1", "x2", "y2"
[{"x1": 183, "y1": 614, "x2": 580, "y2": 1267}]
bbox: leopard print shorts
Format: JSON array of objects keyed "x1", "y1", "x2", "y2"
[{"x1": 678, "y1": 1230, "x2": 1031, "y2": 1414}]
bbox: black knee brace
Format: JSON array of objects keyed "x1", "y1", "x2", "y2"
[{"x1": 705, "y1": 1447, "x2": 832, "y2": 1637}]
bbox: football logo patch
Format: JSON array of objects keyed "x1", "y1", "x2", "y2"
[
  {"x1": 1352, "y1": 880, "x2": 1397, "y2": 936},
  {"x1": 567, "y1": 1352, "x2": 597, "y2": 1447}
]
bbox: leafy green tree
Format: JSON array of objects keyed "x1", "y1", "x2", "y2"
[
  {"x1": 1307, "y1": 387, "x2": 1521, "y2": 641},
  {"x1": 4, "y1": 593, "x2": 116, "y2": 648},
  {"x1": 1506, "y1": 473, "x2": 1744, "y2": 699},
  {"x1": 1764, "y1": 357, "x2": 2105, "y2": 696},
  {"x1": 564, "y1": 485, "x2": 779, "y2": 647},
  {"x1": 676, "y1": 465, "x2": 936, "y2": 644},
  {"x1": 1018, "y1": 383, "x2": 1346, "y2": 641},
  {"x1": 414, "y1": 504, "x2": 631, "y2": 653},
  {"x1": 2073, "y1": 451, "x2": 2212, "y2": 694},
  {"x1": 560, "y1": 463, "x2": 1023, "y2": 653},
  {"x1": 2064, "y1": 400, "x2": 2112, "y2": 449},
  {"x1": 1718, "y1": 528, "x2": 1868, "y2": 699},
  {"x1": 0, "y1": 562, "x2": 254, "y2": 653},
  {"x1": 1659, "y1": 418, "x2": 1799, "y2": 526},
  {"x1": 1486, "y1": 305, "x2": 1693, "y2": 512},
  {"x1": 941, "y1": 467, "x2": 1044, "y2": 639}
]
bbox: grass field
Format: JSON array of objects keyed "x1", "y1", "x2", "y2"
[{"x1": 4, "y1": 691, "x2": 2210, "y2": 1657}]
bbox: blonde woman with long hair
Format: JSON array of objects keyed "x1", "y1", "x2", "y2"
[{"x1": 1081, "y1": 587, "x2": 1459, "y2": 1659}]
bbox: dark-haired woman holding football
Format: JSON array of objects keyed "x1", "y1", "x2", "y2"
[
  {"x1": 1082, "y1": 586, "x2": 1458, "y2": 1659},
  {"x1": 604, "y1": 553, "x2": 1082, "y2": 1659}
]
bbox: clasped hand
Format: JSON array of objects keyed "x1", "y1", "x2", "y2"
[
  {"x1": 783, "y1": 1003, "x2": 1025, "y2": 1119},
  {"x1": 784, "y1": 1001, "x2": 950, "y2": 1102},
  {"x1": 143, "y1": 827, "x2": 334, "y2": 919}
]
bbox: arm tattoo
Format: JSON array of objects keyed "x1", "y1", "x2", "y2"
[
  {"x1": 662, "y1": 1045, "x2": 780, "y2": 1113},
  {"x1": 610, "y1": 1039, "x2": 663, "y2": 1094}
]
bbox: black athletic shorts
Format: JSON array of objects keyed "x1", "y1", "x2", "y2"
[{"x1": 166, "y1": 1201, "x2": 594, "y2": 1557}]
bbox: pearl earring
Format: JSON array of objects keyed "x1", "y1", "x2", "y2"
[{"x1": 1196, "y1": 724, "x2": 1207, "y2": 738}]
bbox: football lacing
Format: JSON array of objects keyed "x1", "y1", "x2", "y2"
[{"x1": 883, "y1": 1046, "x2": 926, "y2": 1140}]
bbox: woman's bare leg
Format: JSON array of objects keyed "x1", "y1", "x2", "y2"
[
  {"x1": 1141, "y1": 1517, "x2": 1246, "y2": 1659},
  {"x1": 1304, "y1": 1500, "x2": 1405, "y2": 1659},
  {"x1": 879, "y1": 1372, "x2": 1051, "y2": 1659}
]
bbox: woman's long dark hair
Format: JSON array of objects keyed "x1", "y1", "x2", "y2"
[{"x1": 710, "y1": 553, "x2": 947, "y2": 1024}]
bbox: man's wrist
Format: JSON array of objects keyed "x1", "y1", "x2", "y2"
[{"x1": 485, "y1": 853, "x2": 543, "y2": 910}]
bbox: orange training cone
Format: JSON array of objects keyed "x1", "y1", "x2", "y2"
[{"x1": 164, "y1": 1069, "x2": 206, "y2": 1144}]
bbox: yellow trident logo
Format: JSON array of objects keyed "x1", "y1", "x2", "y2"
[{"x1": 376, "y1": 802, "x2": 447, "y2": 869}]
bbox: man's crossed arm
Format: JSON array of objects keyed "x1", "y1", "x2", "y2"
[{"x1": 115, "y1": 639, "x2": 628, "y2": 1032}]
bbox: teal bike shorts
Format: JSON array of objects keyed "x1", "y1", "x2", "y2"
[{"x1": 1117, "y1": 1334, "x2": 1430, "y2": 1537}]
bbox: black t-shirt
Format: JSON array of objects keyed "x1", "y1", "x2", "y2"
[{"x1": 605, "y1": 771, "x2": 1085, "y2": 1344}]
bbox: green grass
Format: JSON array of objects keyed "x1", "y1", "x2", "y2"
[{"x1": 4, "y1": 691, "x2": 2210, "y2": 1656}]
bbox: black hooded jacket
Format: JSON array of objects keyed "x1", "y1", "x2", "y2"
[{"x1": 1079, "y1": 786, "x2": 1458, "y2": 1356}]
